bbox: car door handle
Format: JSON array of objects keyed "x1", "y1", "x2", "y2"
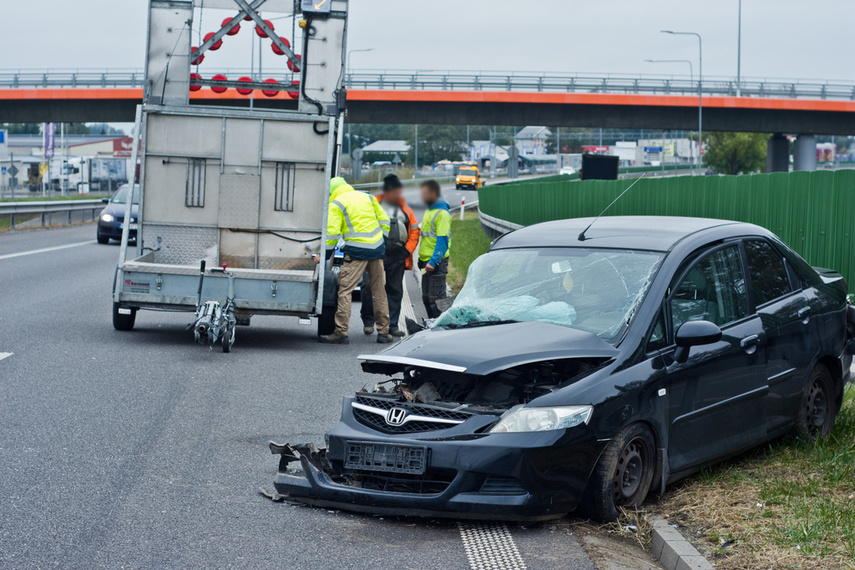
[
  {"x1": 740, "y1": 334, "x2": 761, "y2": 353},
  {"x1": 797, "y1": 306, "x2": 811, "y2": 321}
]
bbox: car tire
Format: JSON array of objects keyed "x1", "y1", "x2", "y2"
[
  {"x1": 794, "y1": 363, "x2": 837, "y2": 441},
  {"x1": 455, "y1": 184, "x2": 461, "y2": 190},
  {"x1": 112, "y1": 302, "x2": 136, "y2": 331},
  {"x1": 97, "y1": 232, "x2": 109, "y2": 244},
  {"x1": 579, "y1": 423, "x2": 656, "y2": 522}
]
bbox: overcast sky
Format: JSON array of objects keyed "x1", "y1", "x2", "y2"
[{"x1": 1, "y1": 1, "x2": 852, "y2": 81}]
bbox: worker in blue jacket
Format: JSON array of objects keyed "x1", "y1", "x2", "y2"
[{"x1": 417, "y1": 179, "x2": 451, "y2": 318}]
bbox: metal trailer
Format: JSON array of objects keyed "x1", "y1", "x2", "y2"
[{"x1": 112, "y1": 0, "x2": 349, "y2": 350}]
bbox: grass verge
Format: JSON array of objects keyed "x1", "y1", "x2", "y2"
[
  {"x1": 447, "y1": 209, "x2": 491, "y2": 294},
  {"x1": 653, "y1": 384, "x2": 855, "y2": 569},
  {"x1": 0, "y1": 194, "x2": 108, "y2": 203},
  {"x1": 0, "y1": 215, "x2": 38, "y2": 230}
]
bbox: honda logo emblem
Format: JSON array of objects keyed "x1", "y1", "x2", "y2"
[{"x1": 385, "y1": 407, "x2": 408, "y2": 426}]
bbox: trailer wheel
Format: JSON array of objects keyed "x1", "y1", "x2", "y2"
[
  {"x1": 318, "y1": 308, "x2": 336, "y2": 337},
  {"x1": 112, "y1": 302, "x2": 136, "y2": 331},
  {"x1": 222, "y1": 323, "x2": 236, "y2": 353}
]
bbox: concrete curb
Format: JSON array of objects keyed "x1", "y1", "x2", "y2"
[{"x1": 648, "y1": 515, "x2": 713, "y2": 570}]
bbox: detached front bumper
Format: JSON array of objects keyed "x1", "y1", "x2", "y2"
[{"x1": 270, "y1": 404, "x2": 606, "y2": 521}]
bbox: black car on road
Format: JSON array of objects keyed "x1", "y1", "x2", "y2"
[
  {"x1": 271, "y1": 216, "x2": 854, "y2": 521},
  {"x1": 97, "y1": 184, "x2": 138, "y2": 244}
]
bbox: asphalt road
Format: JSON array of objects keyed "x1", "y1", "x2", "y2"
[
  {"x1": 0, "y1": 224, "x2": 596, "y2": 569},
  {"x1": 403, "y1": 180, "x2": 479, "y2": 217}
]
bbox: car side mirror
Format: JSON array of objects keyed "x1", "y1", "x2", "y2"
[
  {"x1": 102, "y1": 198, "x2": 109, "y2": 204},
  {"x1": 673, "y1": 320, "x2": 722, "y2": 363}
]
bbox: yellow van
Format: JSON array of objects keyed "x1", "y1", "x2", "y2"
[{"x1": 455, "y1": 166, "x2": 484, "y2": 190}]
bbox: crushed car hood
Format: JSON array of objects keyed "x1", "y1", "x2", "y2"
[{"x1": 359, "y1": 321, "x2": 618, "y2": 376}]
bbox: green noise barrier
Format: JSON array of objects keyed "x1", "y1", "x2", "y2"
[{"x1": 479, "y1": 170, "x2": 855, "y2": 287}]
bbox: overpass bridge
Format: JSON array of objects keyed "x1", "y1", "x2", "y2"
[
  {"x1": 2, "y1": 69, "x2": 854, "y2": 170},
  {"x1": 1, "y1": 68, "x2": 854, "y2": 132}
]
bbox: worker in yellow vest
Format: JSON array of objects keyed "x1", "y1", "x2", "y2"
[
  {"x1": 417, "y1": 179, "x2": 451, "y2": 318},
  {"x1": 320, "y1": 177, "x2": 393, "y2": 344}
]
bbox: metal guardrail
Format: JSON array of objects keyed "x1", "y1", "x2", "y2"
[
  {"x1": 346, "y1": 71, "x2": 855, "y2": 100},
  {"x1": 1, "y1": 69, "x2": 854, "y2": 100},
  {"x1": 0, "y1": 199, "x2": 104, "y2": 229}
]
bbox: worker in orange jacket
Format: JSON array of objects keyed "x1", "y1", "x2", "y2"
[{"x1": 361, "y1": 174, "x2": 420, "y2": 337}]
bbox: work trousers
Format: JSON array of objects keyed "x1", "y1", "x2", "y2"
[
  {"x1": 335, "y1": 257, "x2": 390, "y2": 336},
  {"x1": 418, "y1": 258, "x2": 448, "y2": 319},
  {"x1": 361, "y1": 251, "x2": 408, "y2": 331}
]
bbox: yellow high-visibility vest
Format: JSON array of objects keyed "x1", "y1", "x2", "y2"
[{"x1": 326, "y1": 178, "x2": 390, "y2": 257}]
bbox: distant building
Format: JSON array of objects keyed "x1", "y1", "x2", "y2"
[
  {"x1": 468, "y1": 140, "x2": 510, "y2": 169},
  {"x1": 7, "y1": 134, "x2": 130, "y2": 158},
  {"x1": 612, "y1": 141, "x2": 637, "y2": 165},
  {"x1": 514, "y1": 126, "x2": 552, "y2": 155}
]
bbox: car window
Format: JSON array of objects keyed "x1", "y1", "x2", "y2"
[
  {"x1": 744, "y1": 239, "x2": 792, "y2": 305},
  {"x1": 671, "y1": 245, "x2": 748, "y2": 331}
]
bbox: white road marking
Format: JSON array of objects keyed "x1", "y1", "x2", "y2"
[
  {"x1": 0, "y1": 240, "x2": 95, "y2": 261},
  {"x1": 459, "y1": 522, "x2": 527, "y2": 569},
  {"x1": 0, "y1": 353, "x2": 13, "y2": 362}
]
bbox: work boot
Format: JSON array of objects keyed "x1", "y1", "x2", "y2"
[
  {"x1": 390, "y1": 328, "x2": 406, "y2": 338},
  {"x1": 319, "y1": 332, "x2": 350, "y2": 344},
  {"x1": 376, "y1": 333, "x2": 394, "y2": 344},
  {"x1": 363, "y1": 325, "x2": 375, "y2": 335}
]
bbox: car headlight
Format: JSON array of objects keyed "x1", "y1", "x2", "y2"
[
  {"x1": 100, "y1": 213, "x2": 115, "y2": 222},
  {"x1": 489, "y1": 405, "x2": 593, "y2": 433}
]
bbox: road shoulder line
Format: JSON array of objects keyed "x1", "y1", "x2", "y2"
[{"x1": 0, "y1": 240, "x2": 95, "y2": 261}]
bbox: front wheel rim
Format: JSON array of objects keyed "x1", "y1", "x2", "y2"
[
  {"x1": 806, "y1": 378, "x2": 829, "y2": 434},
  {"x1": 613, "y1": 436, "x2": 651, "y2": 507}
]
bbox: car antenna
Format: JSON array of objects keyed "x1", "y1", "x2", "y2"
[{"x1": 578, "y1": 173, "x2": 646, "y2": 241}]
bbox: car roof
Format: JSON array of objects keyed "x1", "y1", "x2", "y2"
[{"x1": 491, "y1": 216, "x2": 763, "y2": 252}]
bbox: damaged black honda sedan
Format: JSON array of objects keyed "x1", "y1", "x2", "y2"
[{"x1": 271, "y1": 216, "x2": 854, "y2": 521}]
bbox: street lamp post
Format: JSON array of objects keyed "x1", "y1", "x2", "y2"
[
  {"x1": 662, "y1": 30, "x2": 703, "y2": 174},
  {"x1": 644, "y1": 59, "x2": 695, "y2": 174},
  {"x1": 346, "y1": 48, "x2": 375, "y2": 162},
  {"x1": 737, "y1": 0, "x2": 743, "y2": 97}
]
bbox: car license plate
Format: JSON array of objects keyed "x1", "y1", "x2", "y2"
[
  {"x1": 344, "y1": 442, "x2": 428, "y2": 475},
  {"x1": 129, "y1": 223, "x2": 138, "y2": 230}
]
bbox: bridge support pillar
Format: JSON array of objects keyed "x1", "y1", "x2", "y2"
[
  {"x1": 766, "y1": 134, "x2": 789, "y2": 172},
  {"x1": 793, "y1": 134, "x2": 817, "y2": 171}
]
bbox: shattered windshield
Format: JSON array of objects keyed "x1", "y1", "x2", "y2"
[{"x1": 434, "y1": 247, "x2": 664, "y2": 342}]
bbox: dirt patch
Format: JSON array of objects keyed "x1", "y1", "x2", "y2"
[{"x1": 570, "y1": 519, "x2": 661, "y2": 570}]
